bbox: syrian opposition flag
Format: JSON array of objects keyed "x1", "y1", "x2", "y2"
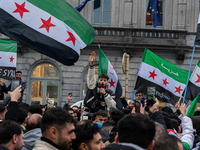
[
  {"x1": 98, "y1": 48, "x2": 123, "y2": 110},
  {"x1": 135, "y1": 48, "x2": 189, "y2": 105},
  {"x1": 185, "y1": 60, "x2": 200, "y2": 101},
  {"x1": 0, "y1": 39, "x2": 17, "y2": 80},
  {"x1": 0, "y1": 0, "x2": 95, "y2": 65}
]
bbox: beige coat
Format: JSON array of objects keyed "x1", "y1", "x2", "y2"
[{"x1": 33, "y1": 140, "x2": 59, "y2": 150}]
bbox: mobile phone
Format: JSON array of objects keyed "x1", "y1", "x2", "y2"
[
  {"x1": 80, "y1": 102, "x2": 82, "y2": 108},
  {"x1": 135, "y1": 100, "x2": 140, "y2": 113},
  {"x1": 147, "y1": 87, "x2": 156, "y2": 100},
  {"x1": 47, "y1": 98, "x2": 54, "y2": 107},
  {"x1": 82, "y1": 115, "x2": 88, "y2": 120},
  {"x1": 10, "y1": 79, "x2": 20, "y2": 92},
  {"x1": 68, "y1": 93, "x2": 72, "y2": 96},
  {"x1": 147, "y1": 87, "x2": 156, "y2": 106}
]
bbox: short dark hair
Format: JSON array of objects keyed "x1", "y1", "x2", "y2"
[
  {"x1": 0, "y1": 120, "x2": 22, "y2": 144},
  {"x1": 109, "y1": 107, "x2": 125, "y2": 124},
  {"x1": 72, "y1": 106, "x2": 78, "y2": 109},
  {"x1": 135, "y1": 91, "x2": 143, "y2": 95},
  {"x1": 161, "y1": 107, "x2": 173, "y2": 115},
  {"x1": 72, "y1": 121, "x2": 99, "y2": 150},
  {"x1": 64, "y1": 107, "x2": 74, "y2": 112},
  {"x1": 0, "y1": 105, "x2": 5, "y2": 114},
  {"x1": 19, "y1": 102, "x2": 30, "y2": 112},
  {"x1": 153, "y1": 134, "x2": 182, "y2": 150},
  {"x1": 27, "y1": 115, "x2": 42, "y2": 131},
  {"x1": 41, "y1": 107, "x2": 75, "y2": 133},
  {"x1": 117, "y1": 114, "x2": 155, "y2": 149},
  {"x1": 99, "y1": 74, "x2": 109, "y2": 81},
  {"x1": 29, "y1": 104, "x2": 43, "y2": 116},
  {"x1": 95, "y1": 110, "x2": 108, "y2": 118},
  {"x1": 194, "y1": 110, "x2": 200, "y2": 116},
  {"x1": 16, "y1": 71, "x2": 22, "y2": 75},
  {"x1": 17, "y1": 107, "x2": 27, "y2": 124}
]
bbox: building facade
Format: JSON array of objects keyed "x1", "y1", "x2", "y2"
[{"x1": 0, "y1": 0, "x2": 199, "y2": 106}]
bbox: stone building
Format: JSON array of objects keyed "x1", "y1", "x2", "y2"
[{"x1": 0, "y1": 0, "x2": 199, "y2": 107}]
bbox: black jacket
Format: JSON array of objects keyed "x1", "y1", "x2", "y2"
[
  {"x1": 84, "y1": 84, "x2": 115, "y2": 112},
  {"x1": 0, "y1": 82, "x2": 8, "y2": 100}
]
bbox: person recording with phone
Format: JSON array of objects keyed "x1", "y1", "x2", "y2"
[
  {"x1": 0, "y1": 81, "x2": 8, "y2": 100},
  {"x1": 63, "y1": 93, "x2": 73, "y2": 108},
  {"x1": 83, "y1": 51, "x2": 116, "y2": 116},
  {"x1": 124, "y1": 91, "x2": 145, "y2": 114},
  {"x1": 1, "y1": 71, "x2": 26, "y2": 106}
]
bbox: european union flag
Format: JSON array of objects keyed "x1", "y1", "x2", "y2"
[
  {"x1": 148, "y1": 0, "x2": 161, "y2": 27},
  {"x1": 76, "y1": 0, "x2": 93, "y2": 12}
]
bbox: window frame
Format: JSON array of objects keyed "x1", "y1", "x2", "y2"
[
  {"x1": 145, "y1": 0, "x2": 165, "y2": 29},
  {"x1": 29, "y1": 63, "x2": 60, "y2": 106},
  {"x1": 92, "y1": 0, "x2": 111, "y2": 27}
]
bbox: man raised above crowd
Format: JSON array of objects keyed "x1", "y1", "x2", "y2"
[{"x1": 84, "y1": 51, "x2": 116, "y2": 114}]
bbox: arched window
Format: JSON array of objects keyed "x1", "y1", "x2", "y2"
[
  {"x1": 30, "y1": 63, "x2": 60, "y2": 106},
  {"x1": 82, "y1": 65, "x2": 99, "y2": 99}
]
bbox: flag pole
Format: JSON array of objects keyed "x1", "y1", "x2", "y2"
[{"x1": 182, "y1": 45, "x2": 196, "y2": 104}]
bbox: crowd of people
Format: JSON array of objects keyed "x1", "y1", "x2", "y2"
[{"x1": 0, "y1": 52, "x2": 200, "y2": 150}]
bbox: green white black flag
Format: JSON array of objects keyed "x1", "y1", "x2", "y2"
[
  {"x1": 135, "y1": 48, "x2": 189, "y2": 105},
  {"x1": 0, "y1": 39, "x2": 17, "y2": 79}
]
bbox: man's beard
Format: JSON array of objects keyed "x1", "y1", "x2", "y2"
[
  {"x1": 98, "y1": 83, "x2": 106, "y2": 88},
  {"x1": 58, "y1": 136, "x2": 73, "y2": 150}
]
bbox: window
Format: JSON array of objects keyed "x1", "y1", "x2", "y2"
[
  {"x1": 30, "y1": 63, "x2": 60, "y2": 106},
  {"x1": 82, "y1": 65, "x2": 99, "y2": 99},
  {"x1": 92, "y1": 0, "x2": 111, "y2": 27},
  {"x1": 146, "y1": 0, "x2": 164, "y2": 29}
]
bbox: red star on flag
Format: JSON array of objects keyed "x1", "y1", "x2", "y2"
[
  {"x1": 66, "y1": 31, "x2": 76, "y2": 46},
  {"x1": 175, "y1": 85, "x2": 183, "y2": 94},
  {"x1": 9, "y1": 56, "x2": 14, "y2": 62},
  {"x1": 163, "y1": 78, "x2": 169, "y2": 86},
  {"x1": 39, "y1": 17, "x2": 55, "y2": 33},
  {"x1": 13, "y1": 2, "x2": 29, "y2": 18},
  {"x1": 195, "y1": 73, "x2": 200, "y2": 83},
  {"x1": 108, "y1": 79, "x2": 115, "y2": 88},
  {"x1": 149, "y1": 70, "x2": 157, "y2": 80}
]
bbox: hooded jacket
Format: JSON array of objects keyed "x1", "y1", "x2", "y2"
[{"x1": 22, "y1": 128, "x2": 42, "y2": 150}]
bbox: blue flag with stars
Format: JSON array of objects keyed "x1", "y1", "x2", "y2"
[
  {"x1": 76, "y1": 0, "x2": 93, "y2": 12},
  {"x1": 149, "y1": 0, "x2": 161, "y2": 27}
]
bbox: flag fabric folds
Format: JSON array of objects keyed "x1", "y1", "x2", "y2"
[
  {"x1": 135, "y1": 48, "x2": 189, "y2": 105},
  {"x1": 185, "y1": 60, "x2": 200, "y2": 101},
  {"x1": 76, "y1": 0, "x2": 92, "y2": 12},
  {"x1": 187, "y1": 94, "x2": 200, "y2": 117},
  {"x1": 148, "y1": 0, "x2": 161, "y2": 27},
  {"x1": 0, "y1": 0, "x2": 95, "y2": 65},
  {"x1": 98, "y1": 48, "x2": 123, "y2": 110},
  {"x1": 0, "y1": 39, "x2": 17, "y2": 80}
]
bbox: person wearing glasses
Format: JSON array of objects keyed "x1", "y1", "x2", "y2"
[
  {"x1": 133, "y1": 91, "x2": 145, "y2": 106},
  {"x1": 124, "y1": 91, "x2": 145, "y2": 114}
]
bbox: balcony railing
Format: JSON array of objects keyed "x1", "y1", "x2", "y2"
[{"x1": 94, "y1": 27, "x2": 187, "y2": 39}]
